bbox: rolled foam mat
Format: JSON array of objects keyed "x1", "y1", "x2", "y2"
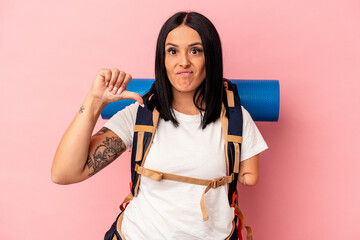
[{"x1": 101, "y1": 79, "x2": 279, "y2": 121}]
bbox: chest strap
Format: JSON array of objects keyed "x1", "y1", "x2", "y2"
[{"x1": 135, "y1": 164, "x2": 235, "y2": 221}]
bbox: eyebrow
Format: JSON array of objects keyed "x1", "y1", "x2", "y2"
[{"x1": 166, "y1": 42, "x2": 203, "y2": 47}]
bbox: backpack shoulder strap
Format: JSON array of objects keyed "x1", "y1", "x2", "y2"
[
  {"x1": 223, "y1": 79, "x2": 254, "y2": 240},
  {"x1": 221, "y1": 79, "x2": 243, "y2": 204},
  {"x1": 130, "y1": 96, "x2": 160, "y2": 197}
]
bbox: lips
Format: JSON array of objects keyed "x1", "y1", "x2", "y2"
[{"x1": 176, "y1": 70, "x2": 193, "y2": 75}]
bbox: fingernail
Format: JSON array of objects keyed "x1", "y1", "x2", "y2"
[
  {"x1": 112, "y1": 87, "x2": 117, "y2": 95},
  {"x1": 116, "y1": 88, "x2": 122, "y2": 95},
  {"x1": 105, "y1": 82, "x2": 109, "y2": 87},
  {"x1": 109, "y1": 85, "x2": 113, "y2": 91},
  {"x1": 140, "y1": 103, "x2": 145, "y2": 108},
  {"x1": 119, "y1": 87, "x2": 123, "y2": 94}
]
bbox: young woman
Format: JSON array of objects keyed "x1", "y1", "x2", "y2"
[{"x1": 52, "y1": 11, "x2": 268, "y2": 240}]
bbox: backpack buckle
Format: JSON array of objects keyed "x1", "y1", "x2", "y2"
[
  {"x1": 211, "y1": 177, "x2": 226, "y2": 188},
  {"x1": 211, "y1": 174, "x2": 235, "y2": 188}
]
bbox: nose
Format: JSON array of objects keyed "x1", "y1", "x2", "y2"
[{"x1": 179, "y1": 52, "x2": 190, "y2": 68}]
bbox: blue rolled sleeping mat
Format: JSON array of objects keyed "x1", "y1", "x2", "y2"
[{"x1": 101, "y1": 79, "x2": 280, "y2": 122}]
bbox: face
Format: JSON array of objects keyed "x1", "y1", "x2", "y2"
[{"x1": 164, "y1": 25, "x2": 206, "y2": 96}]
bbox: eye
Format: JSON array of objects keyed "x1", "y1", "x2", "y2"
[
  {"x1": 167, "y1": 48, "x2": 177, "y2": 55},
  {"x1": 190, "y1": 48, "x2": 203, "y2": 54}
]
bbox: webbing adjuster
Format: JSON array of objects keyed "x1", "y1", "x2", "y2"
[
  {"x1": 210, "y1": 173, "x2": 235, "y2": 188},
  {"x1": 211, "y1": 177, "x2": 225, "y2": 188},
  {"x1": 134, "y1": 164, "x2": 139, "y2": 172}
]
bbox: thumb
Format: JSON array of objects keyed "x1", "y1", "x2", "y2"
[{"x1": 121, "y1": 90, "x2": 144, "y2": 106}]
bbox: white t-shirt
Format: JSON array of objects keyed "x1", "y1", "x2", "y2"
[{"x1": 104, "y1": 102, "x2": 268, "y2": 240}]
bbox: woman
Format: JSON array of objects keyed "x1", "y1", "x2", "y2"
[{"x1": 52, "y1": 11, "x2": 268, "y2": 239}]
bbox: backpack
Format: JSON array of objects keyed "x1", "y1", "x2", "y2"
[{"x1": 105, "y1": 79, "x2": 253, "y2": 240}]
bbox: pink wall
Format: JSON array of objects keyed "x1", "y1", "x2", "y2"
[{"x1": 1, "y1": 0, "x2": 359, "y2": 239}]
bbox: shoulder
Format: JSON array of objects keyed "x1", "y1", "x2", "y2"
[
  {"x1": 239, "y1": 106, "x2": 268, "y2": 161},
  {"x1": 126, "y1": 102, "x2": 140, "y2": 117},
  {"x1": 240, "y1": 105, "x2": 258, "y2": 134},
  {"x1": 113, "y1": 102, "x2": 139, "y2": 119},
  {"x1": 240, "y1": 106, "x2": 251, "y2": 121}
]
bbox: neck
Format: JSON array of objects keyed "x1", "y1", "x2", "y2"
[{"x1": 172, "y1": 89, "x2": 201, "y2": 115}]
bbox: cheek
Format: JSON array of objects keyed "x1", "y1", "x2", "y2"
[
  {"x1": 197, "y1": 60, "x2": 206, "y2": 78},
  {"x1": 201, "y1": 63, "x2": 206, "y2": 75},
  {"x1": 164, "y1": 57, "x2": 173, "y2": 74},
  {"x1": 165, "y1": 60, "x2": 178, "y2": 84}
]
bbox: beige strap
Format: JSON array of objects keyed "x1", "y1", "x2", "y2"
[
  {"x1": 200, "y1": 174, "x2": 234, "y2": 221},
  {"x1": 135, "y1": 164, "x2": 234, "y2": 221},
  {"x1": 246, "y1": 226, "x2": 253, "y2": 240},
  {"x1": 223, "y1": 80, "x2": 235, "y2": 107},
  {"x1": 220, "y1": 105, "x2": 230, "y2": 178},
  {"x1": 133, "y1": 108, "x2": 160, "y2": 196},
  {"x1": 115, "y1": 211, "x2": 126, "y2": 239},
  {"x1": 134, "y1": 125, "x2": 154, "y2": 133},
  {"x1": 233, "y1": 142, "x2": 240, "y2": 173},
  {"x1": 135, "y1": 164, "x2": 210, "y2": 186},
  {"x1": 234, "y1": 203, "x2": 253, "y2": 240},
  {"x1": 119, "y1": 192, "x2": 134, "y2": 211},
  {"x1": 226, "y1": 90, "x2": 235, "y2": 107},
  {"x1": 142, "y1": 109, "x2": 160, "y2": 161},
  {"x1": 228, "y1": 135, "x2": 242, "y2": 143},
  {"x1": 135, "y1": 131, "x2": 144, "y2": 162},
  {"x1": 220, "y1": 104, "x2": 228, "y2": 142}
]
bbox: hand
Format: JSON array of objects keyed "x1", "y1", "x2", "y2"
[{"x1": 90, "y1": 68, "x2": 143, "y2": 105}]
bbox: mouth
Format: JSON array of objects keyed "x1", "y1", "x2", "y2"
[{"x1": 176, "y1": 70, "x2": 193, "y2": 75}]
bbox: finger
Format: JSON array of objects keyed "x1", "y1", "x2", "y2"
[
  {"x1": 101, "y1": 69, "x2": 112, "y2": 87},
  {"x1": 121, "y1": 90, "x2": 144, "y2": 105},
  {"x1": 110, "y1": 69, "x2": 121, "y2": 93},
  {"x1": 117, "y1": 73, "x2": 132, "y2": 95},
  {"x1": 108, "y1": 69, "x2": 120, "y2": 91},
  {"x1": 113, "y1": 71, "x2": 126, "y2": 95}
]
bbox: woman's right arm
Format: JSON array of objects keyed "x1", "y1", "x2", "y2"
[{"x1": 51, "y1": 68, "x2": 143, "y2": 185}]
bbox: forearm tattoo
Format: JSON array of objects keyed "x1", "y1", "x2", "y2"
[
  {"x1": 86, "y1": 127, "x2": 125, "y2": 176},
  {"x1": 79, "y1": 106, "x2": 85, "y2": 114}
]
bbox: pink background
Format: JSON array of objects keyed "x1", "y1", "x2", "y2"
[{"x1": 1, "y1": 0, "x2": 359, "y2": 239}]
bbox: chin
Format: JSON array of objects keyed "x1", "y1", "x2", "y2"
[
  {"x1": 172, "y1": 85, "x2": 196, "y2": 94},
  {"x1": 169, "y1": 75, "x2": 204, "y2": 94}
]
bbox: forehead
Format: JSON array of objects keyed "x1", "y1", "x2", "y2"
[{"x1": 165, "y1": 25, "x2": 202, "y2": 45}]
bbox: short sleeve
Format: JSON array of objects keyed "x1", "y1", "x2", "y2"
[
  {"x1": 103, "y1": 102, "x2": 139, "y2": 149},
  {"x1": 240, "y1": 106, "x2": 268, "y2": 161}
]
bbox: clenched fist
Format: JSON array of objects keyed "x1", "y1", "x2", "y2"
[{"x1": 90, "y1": 68, "x2": 143, "y2": 105}]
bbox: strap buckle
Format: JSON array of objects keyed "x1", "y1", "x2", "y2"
[
  {"x1": 211, "y1": 174, "x2": 235, "y2": 188},
  {"x1": 211, "y1": 177, "x2": 225, "y2": 188}
]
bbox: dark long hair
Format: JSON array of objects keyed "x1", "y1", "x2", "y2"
[{"x1": 144, "y1": 11, "x2": 228, "y2": 129}]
